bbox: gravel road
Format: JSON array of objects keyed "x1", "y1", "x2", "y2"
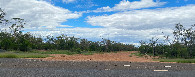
[{"x1": 0, "y1": 58, "x2": 195, "y2": 77}]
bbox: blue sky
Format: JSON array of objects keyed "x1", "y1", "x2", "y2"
[
  {"x1": 51, "y1": 0, "x2": 195, "y2": 30},
  {"x1": 0, "y1": 0, "x2": 195, "y2": 46},
  {"x1": 52, "y1": 0, "x2": 195, "y2": 28}
]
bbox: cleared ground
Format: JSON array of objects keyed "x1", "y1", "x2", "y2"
[{"x1": 34, "y1": 51, "x2": 158, "y2": 62}]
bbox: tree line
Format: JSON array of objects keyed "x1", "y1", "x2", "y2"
[
  {"x1": 0, "y1": 8, "x2": 136, "y2": 52},
  {"x1": 2, "y1": 8, "x2": 195, "y2": 58},
  {"x1": 139, "y1": 23, "x2": 195, "y2": 58}
]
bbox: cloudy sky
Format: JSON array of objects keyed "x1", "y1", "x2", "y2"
[{"x1": 0, "y1": 0, "x2": 195, "y2": 45}]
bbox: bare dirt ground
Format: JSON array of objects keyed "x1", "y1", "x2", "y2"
[{"x1": 37, "y1": 51, "x2": 158, "y2": 62}]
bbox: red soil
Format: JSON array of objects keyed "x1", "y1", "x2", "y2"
[{"x1": 37, "y1": 51, "x2": 158, "y2": 62}]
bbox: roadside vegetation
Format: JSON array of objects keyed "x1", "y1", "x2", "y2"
[
  {"x1": 0, "y1": 51, "x2": 49, "y2": 58},
  {"x1": 31, "y1": 50, "x2": 79, "y2": 55},
  {"x1": 0, "y1": 50, "x2": 98, "y2": 58},
  {"x1": 138, "y1": 23, "x2": 195, "y2": 63},
  {"x1": 1, "y1": 8, "x2": 195, "y2": 63},
  {"x1": 158, "y1": 59, "x2": 195, "y2": 63},
  {"x1": 139, "y1": 23, "x2": 195, "y2": 59}
]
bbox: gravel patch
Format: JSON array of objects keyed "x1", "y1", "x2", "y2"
[{"x1": 0, "y1": 58, "x2": 195, "y2": 77}]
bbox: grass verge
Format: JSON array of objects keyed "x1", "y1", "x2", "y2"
[
  {"x1": 159, "y1": 59, "x2": 195, "y2": 63},
  {"x1": 31, "y1": 50, "x2": 79, "y2": 55},
  {"x1": 130, "y1": 52, "x2": 195, "y2": 63},
  {"x1": 0, "y1": 52, "x2": 50, "y2": 58},
  {"x1": 0, "y1": 50, "x2": 134, "y2": 58},
  {"x1": 81, "y1": 51, "x2": 94, "y2": 55}
]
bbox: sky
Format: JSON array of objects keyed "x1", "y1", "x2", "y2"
[{"x1": 0, "y1": 0, "x2": 195, "y2": 46}]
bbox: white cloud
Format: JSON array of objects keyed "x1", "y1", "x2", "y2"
[
  {"x1": 84, "y1": 5, "x2": 195, "y2": 44},
  {"x1": 87, "y1": 5, "x2": 195, "y2": 30},
  {"x1": 0, "y1": 0, "x2": 82, "y2": 30},
  {"x1": 93, "y1": 0, "x2": 166, "y2": 12}
]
